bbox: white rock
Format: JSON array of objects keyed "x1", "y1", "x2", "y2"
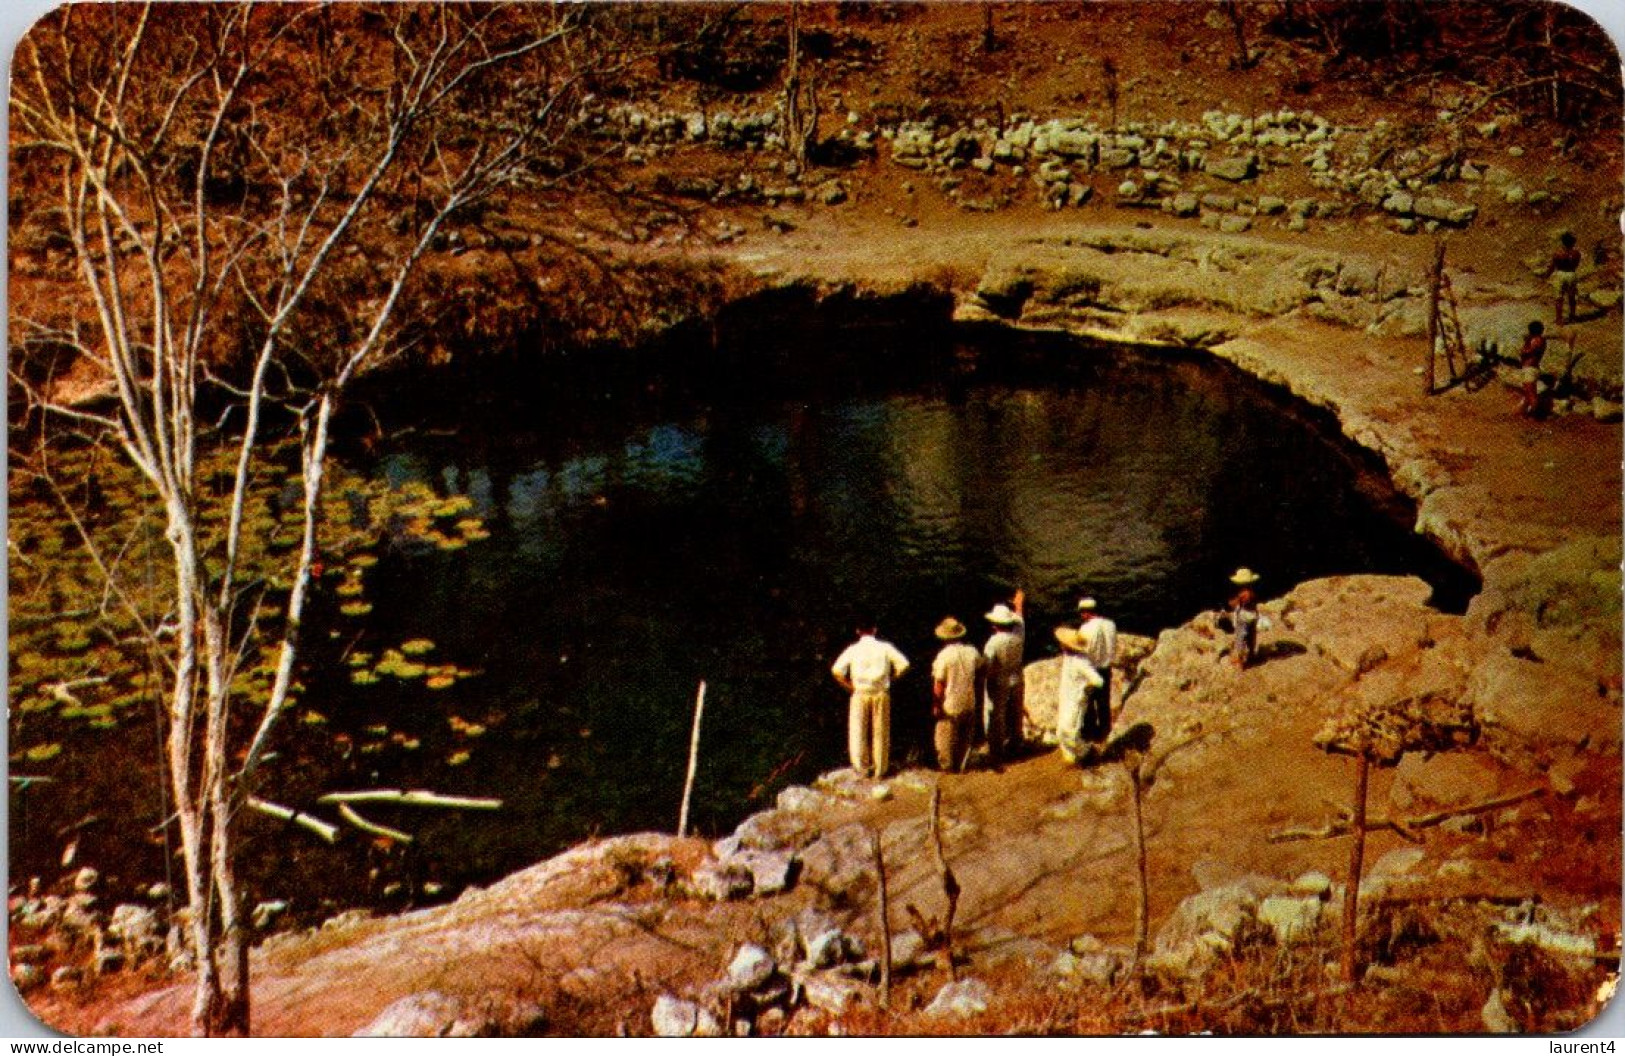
[
  {"x1": 1258, "y1": 895, "x2": 1323, "y2": 945},
  {"x1": 726, "y1": 944, "x2": 777, "y2": 992},
  {"x1": 800, "y1": 973, "x2": 867, "y2": 1015},
  {"x1": 651, "y1": 995, "x2": 722, "y2": 1038},
  {"x1": 925, "y1": 978, "x2": 992, "y2": 1017},
  {"x1": 355, "y1": 992, "x2": 479, "y2": 1037}
]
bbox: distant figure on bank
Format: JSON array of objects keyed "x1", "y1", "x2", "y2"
[
  {"x1": 831, "y1": 622, "x2": 909, "y2": 780},
  {"x1": 931, "y1": 617, "x2": 986, "y2": 773},
  {"x1": 1074, "y1": 597, "x2": 1118, "y2": 744},
  {"x1": 981, "y1": 590, "x2": 1027, "y2": 762},
  {"x1": 1053, "y1": 625, "x2": 1104, "y2": 763},
  {"x1": 1227, "y1": 568, "x2": 1261, "y2": 669},
  {"x1": 1517, "y1": 320, "x2": 1548, "y2": 418},
  {"x1": 1551, "y1": 231, "x2": 1582, "y2": 324}
]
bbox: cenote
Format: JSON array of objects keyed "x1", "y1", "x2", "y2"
[{"x1": 12, "y1": 310, "x2": 1480, "y2": 921}]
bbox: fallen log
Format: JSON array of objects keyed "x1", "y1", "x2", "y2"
[
  {"x1": 248, "y1": 797, "x2": 339, "y2": 843},
  {"x1": 338, "y1": 803, "x2": 414, "y2": 844},
  {"x1": 317, "y1": 789, "x2": 502, "y2": 810}
]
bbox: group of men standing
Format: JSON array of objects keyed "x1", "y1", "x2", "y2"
[
  {"x1": 829, "y1": 591, "x2": 1117, "y2": 779},
  {"x1": 829, "y1": 567, "x2": 1265, "y2": 780}
]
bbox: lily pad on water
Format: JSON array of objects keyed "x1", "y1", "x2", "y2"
[
  {"x1": 448, "y1": 715, "x2": 487, "y2": 737},
  {"x1": 25, "y1": 744, "x2": 62, "y2": 763},
  {"x1": 350, "y1": 670, "x2": 380, "y2": 686},
  {"x1": 400, "y1": 639, "x2": 436, "y2": 656},
  {"x1": 374, "y1": 650, "x2": 426, "y2": 679},
  {"x1": 447, "y1": 750, "x2": 471, "y2": 766},
  {"x1": 425, "y1": 675, "x2": 455, "y2": 691},
  {"x1": 340, "y1": 601, "x2": 374, "y2": 617},
  {"x1": 432, "y1": 495, "x2": 475, "y2": 519},
  {"x1": 349, "y1": 553, "x2": 379, "y2": 569}
]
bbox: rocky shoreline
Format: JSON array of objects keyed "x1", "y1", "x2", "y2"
[{"x1": 33, "y1": 232, "x2": 1620, "y2": 1033}]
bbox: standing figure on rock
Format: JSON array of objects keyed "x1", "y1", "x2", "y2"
[
  {"x1": 981, "y1": 590, "x2": 1026, "y2": 762},
  {"x1": 1227, "y1": 568, "x2": 1262, "y2": 669},
  {"x1": 1074, "y1": 597, "x2": 1118, "y2": 744},
  {"x1": 1054, "y1": 625, "x2": 1104, "y2": 763},
  {"x1": 930, "y1": 617, "x2": 986, "y2": 773},
  {"x1": 831, "y1": 620, "x2": 909, "y2": 780},
  {"x1": 1550, "y1": 231, "x2": 1583, "y2": 324},
  {"x1": 1516, "y1": 320, "x2": 1549, "y2": 419}
]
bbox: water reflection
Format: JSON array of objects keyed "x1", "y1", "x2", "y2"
[{"x1": 289, "y1": 328, "x2": 1468, "y2": 911}]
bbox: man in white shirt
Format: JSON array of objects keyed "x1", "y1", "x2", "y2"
[
  {"x1": 931, "y1": 617, "x2": 986, "y2": 773},
  {"x1": 1076, "y1": 597, "x2": 1118, "y2": 744},
  {"x1": 981, "y1": 593, "x2": 1026, "y2": 762},
  {"x1": 831, "y1": 622, "x2": 910, "y2": 779}
]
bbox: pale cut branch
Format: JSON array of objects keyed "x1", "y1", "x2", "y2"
[
  {"x1": 337, "y1": 803, "x2": 414, "y2": 844},
  {"x1": 247, "y1": 797, "x2": 338, "y2": 843},
  {"x1": 317, "y1": 789, "x2": 502, "y2": 811}
]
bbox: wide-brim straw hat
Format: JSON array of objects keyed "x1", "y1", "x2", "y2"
[
  {"x1": 935, "y1": 617, "x2": 967, "y2": 641},
  {"x1": 1054, "y1": 626, "x2": 1085, "y2": 652},
  {"x1": 985, "y1": 603, "x2": 1020, "y2": 625},
  {"x1": 1077, "y1": 597, "x2": 1098, "y2": 612},
  {"x1": 1230, "y1": 567, "x2": 1261, "y2": 586}
]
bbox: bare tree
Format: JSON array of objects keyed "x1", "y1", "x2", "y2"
[
  {"x1": 782, "y1": 0, "x2": 819, "y2": 169},
  {"x1": 9, "y1": 3, "x2": 604, "y2": 1035}
]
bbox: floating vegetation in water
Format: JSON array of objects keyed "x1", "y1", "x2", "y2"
[
  {"x1": 432, "y1": 495, "x2": 475, "y2": 520},
  {"x1": 53, "y1": 628, "x2": 93, "y2": 654},
  {"x1": 9, "y1": 436, "x2": 492, "y2": 795},
  {"x1": 448, "y1": 715, "x2": 486, "y2": 737},
  {"x1": 447, "y1": 750, "x2": 471, "y2": 766},
  {"x1": 390, "y1": 732, "x2": 422, "y2": 750},
  {"x1": 374, "y1": 650, "x2": 426, "y2": 679}
]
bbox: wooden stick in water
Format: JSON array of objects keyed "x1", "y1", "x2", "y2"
[
  {"x1": 318, "y1": 789, "x2": 502, "y2": 810},
  {"x1": 248, "y1": 797, "x2": 338, "y2": 843},
  {"x1": 338, "y1": 803, "x2": 414, "y2": 844},
  {"x1": 678, "y1": 681, "x2": 707, "y2": 838}
]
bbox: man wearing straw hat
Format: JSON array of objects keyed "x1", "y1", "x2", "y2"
[
  {"x1": 1227, "y1": 568, "x2": 1262, "y2": 669},
  {"x1": 1074, "y1": 597, "x2": 1118, "y2": 744},
  {"x1": 831, "y1": 621, "x2": 910, "y2": 779},
  {"x1": 931, "y1": 616, "x2": 986, "y2": 773},
  {"x1": 981, "y1": 591, "x2": 1026, "y2": 763},
  {"x1": 1054, "y1": 624, "x2": 1104, "y2": 762}
]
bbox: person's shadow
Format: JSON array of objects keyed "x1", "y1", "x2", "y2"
[{"x1": 1251, "y1": 639, "x2": 1308, "y2": 666}]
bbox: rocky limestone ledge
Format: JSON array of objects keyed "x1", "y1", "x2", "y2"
[{"x1": 86, "y1": 572, "x2": 1618, "y2": 1037}]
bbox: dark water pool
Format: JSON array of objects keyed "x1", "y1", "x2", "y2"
[
  {"x1": 9, "y1": 320, "x2": 1476, "y2": 920},
  {"x1": 260, "y1": 322, "x2": 1473, "y2": 913}
]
